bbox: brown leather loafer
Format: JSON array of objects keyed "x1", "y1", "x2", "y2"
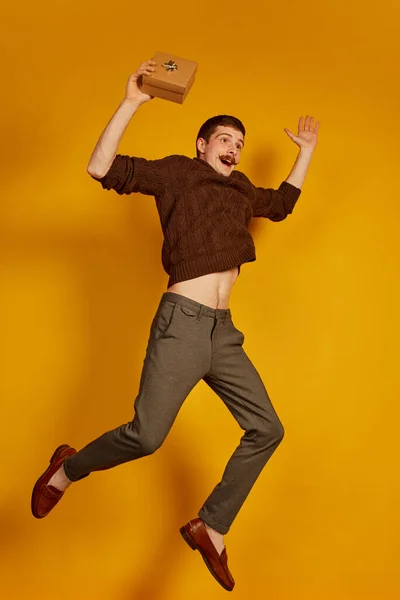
[
  {"x1": 31, "y1": 444, "x2": 76, "y2": 518},
  {"x1": 180, "y1": 518, "x2": 235, "y2": 591}
]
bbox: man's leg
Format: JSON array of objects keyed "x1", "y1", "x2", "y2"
[
  {"x1": 179, "y1": 308, "x2": 278, "y2": 593},
  {"x1": 32, "y1": 294, "x2": 212, "y2": 517},
  {"x1": 198, "y1": 314, "x2": 284, "y2": 536}
]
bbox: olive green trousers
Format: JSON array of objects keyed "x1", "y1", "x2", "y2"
[{"x1": 63, "y1": 292, "x2": 284, "y2": 534}]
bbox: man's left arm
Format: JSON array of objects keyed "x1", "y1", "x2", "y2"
[
  {"x1": 253, "y1": 115, "x2": 320, "y2": 221},
  {"x1": 284, "y1": 115, "x2": 320, "y2": 188}
]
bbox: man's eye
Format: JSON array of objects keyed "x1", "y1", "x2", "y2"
[{"x1": 221, "y1": 138, "x2": 227, "y2": 142}]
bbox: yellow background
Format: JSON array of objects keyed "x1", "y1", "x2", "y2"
[{"x1": 1, "y1": 1, "x2": 399, "y2": 598}]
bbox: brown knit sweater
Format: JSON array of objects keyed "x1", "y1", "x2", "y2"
[{"x1": 93, "y1": 154, "x2": 301, "y2": 287}]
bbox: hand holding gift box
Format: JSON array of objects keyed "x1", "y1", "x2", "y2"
[
  {"x1": 140, "y1": 51, "x2": 198, "y2": 104},
  {"x1": 124, "y1": 59, "x2": 157, "y2": 105}
]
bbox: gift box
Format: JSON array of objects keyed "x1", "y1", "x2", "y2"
[{"x1": 141, "y1": 51, "x2": 198, "y2": 104}]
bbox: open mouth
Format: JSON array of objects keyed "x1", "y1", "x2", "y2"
[{"x1": 219, "y1": 157, "x2": 234, "y2": 167}]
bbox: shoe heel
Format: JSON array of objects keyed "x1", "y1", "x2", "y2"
[
  {"x1": 180, "y1": 526, "x2": 197, "y2": 551},
  {"x1": 49, "y1": 445, "x2": 69, "y2": 463}
]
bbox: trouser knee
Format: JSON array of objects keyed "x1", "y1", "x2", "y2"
[
  {"x1": 256, "y1": 417, "x2": 285, "y2": 450},
  {"x1": 273, "y1": 418, "x2": 285, "y2": 445},
  {"x1": 119, "y1": 422, "x2": 164, "y2": 458},
  {"x1": 138, "y1": 435, "x2": 163, "y2": 457}
]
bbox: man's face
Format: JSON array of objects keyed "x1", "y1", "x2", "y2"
[{"x1": 196, "y1": 125, "x2": 244, "y2": 177}]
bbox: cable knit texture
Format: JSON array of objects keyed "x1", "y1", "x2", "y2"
[{"x1": 92, "y1": 154, "x2": 301, "y2": 287}]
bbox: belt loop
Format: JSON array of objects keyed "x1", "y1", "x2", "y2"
[
  {"x1": 196, "y1": 304, "x2": 202, "y2": 321},
  {"x1": 223, "y1": 311, "x2": 227, "y2": 324}
]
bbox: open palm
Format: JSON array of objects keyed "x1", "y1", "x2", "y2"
[{"x1": 284, "y1": 115, "x2": 320, "y2": 151}]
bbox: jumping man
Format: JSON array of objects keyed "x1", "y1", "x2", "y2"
[{"x1": 32, "y1": 59, "x2": 320, "y2": 592}]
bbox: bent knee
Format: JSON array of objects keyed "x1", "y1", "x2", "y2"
[
  {"x1": 257, "y1": 418, "x2": 285, "y2": 447},
  {"x1": 139, "y1": 436, "x2": 163, "y2": 457},
  {"x1": 273, "y1": 419, "x2": 285, "y2": 444}
]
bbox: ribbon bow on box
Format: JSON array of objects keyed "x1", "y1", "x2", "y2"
[{"x1": 162, "y1": 60, "x2": 178, "y2": 72}]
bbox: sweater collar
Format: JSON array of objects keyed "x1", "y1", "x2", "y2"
[
  {"x1": 192, "y1": 156, "x2": 235, "y2": 178},
  {"x1": 192, "y1": 157, "x2": 214, "y2": 170}
]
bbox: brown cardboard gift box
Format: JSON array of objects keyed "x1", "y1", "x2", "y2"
[{"x1": 141, "y1": 51, "x2": 198, "y2": 104}]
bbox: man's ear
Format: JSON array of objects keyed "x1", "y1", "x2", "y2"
[{"x1": 196, "y1": 137, "x2": 206, "y2": 155}]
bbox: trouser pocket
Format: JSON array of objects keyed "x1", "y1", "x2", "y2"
[{"x1": 152, "y1": 300, "x2": 176, "y2": 340}]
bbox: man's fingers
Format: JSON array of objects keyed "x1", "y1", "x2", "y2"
[
  {"x1": 143, "y1": 60, "x2": 156, "y2": 70},
  {"x1": 139, "y1": 64, "x2": 155, "y2": 73},
  {"x1": 284, "y1": 128, "x2": 296, "y2": 141},
  {"x1": 136, "y1": 66, "x2": 155, "y2": 79},
  {"x1": 298, "y1": 115, "x2": 321, "y2": 133},
  {"x1": 136, "y1": 60, "x2": 156, "y2": 75}
]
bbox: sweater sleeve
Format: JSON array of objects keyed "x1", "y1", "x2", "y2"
[
  {"x1": 91, "y1": 154, "x2": 178, "y2": 196},
  {"x1": 252, "y1": 181, "x2": 301, "y2": 221}
]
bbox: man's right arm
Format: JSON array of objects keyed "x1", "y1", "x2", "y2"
[{"x1": 87, "y1": 60, "x2": 156, "y2": 179}]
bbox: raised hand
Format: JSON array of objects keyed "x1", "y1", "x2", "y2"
[
  {"x1": 284, "y1": 115, "x2": 320, "y2": 151},
  {"x1": 124, "y1": 60, "x2": 156, "y2": 105}
]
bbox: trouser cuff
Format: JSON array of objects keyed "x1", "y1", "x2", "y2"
[{"x1": 198, "y1": 509, "x2": 230, "y2": 535}]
